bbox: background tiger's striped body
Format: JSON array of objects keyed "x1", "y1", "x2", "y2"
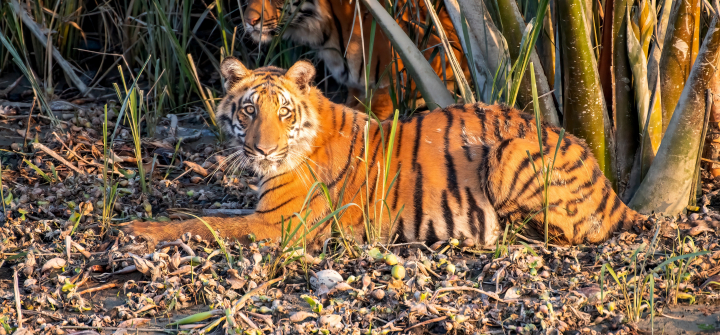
[
  {"x1": 123, "y1": 60, "x2": 643, "y2": 250},
  {"x1": 242, "y1": 0, "x2": 469, "y2": 119}
]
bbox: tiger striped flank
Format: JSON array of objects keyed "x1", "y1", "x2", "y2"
[{"x1": 122, "y1": 59, "x2": 645, "y2": 251}]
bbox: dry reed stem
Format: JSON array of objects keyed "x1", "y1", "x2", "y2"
[
  {"x1": 8, "y1": 0, "x2": 91, "y2": 96},
  {"x1": 77, "y1": 282, "x2": 119, "y2": 295},
  {"x1": 31, "y1": 143, "x2": 84, "y2": 174},
  {"x1": 13, "y1": 267, "x2": 22, "y2": 328}
]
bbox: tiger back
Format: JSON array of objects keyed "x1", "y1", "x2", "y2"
[
  {"x1": 121, "y1": 59, "x2": 645, "y2": 251},
  {"x1": 240, "y1": 0, "x2": 470, "y2": 120}
]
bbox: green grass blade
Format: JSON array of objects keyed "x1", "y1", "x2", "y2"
[
  {"x1": 651, "y1": 251, "x2": 710, "y2": 273},
  {"x1": 110, "y1": 57, "x2": 152, "y2": 143}
]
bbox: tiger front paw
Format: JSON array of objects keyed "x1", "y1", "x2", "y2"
[{"x1": 117, "y1": 219, "x2": 169, "y2": 247}]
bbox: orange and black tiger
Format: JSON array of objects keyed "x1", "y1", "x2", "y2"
[
  {"x1": 122, "y1": 58, "x2": 645, "y2": 250},
  {"x1": 241, "y1": 0, "x2": 469, "y2": 120}
]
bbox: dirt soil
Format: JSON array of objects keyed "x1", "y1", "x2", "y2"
[{"x1": 0, "y1": 81, "x2": 719, "y2": 335}]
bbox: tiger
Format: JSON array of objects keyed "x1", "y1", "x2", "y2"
[
  {"x1": 121, "y1": 58, "x2": 646, "y2": 251},
  {"x1": 240, "y1": 0, "x2": 470, "y2": 120}
]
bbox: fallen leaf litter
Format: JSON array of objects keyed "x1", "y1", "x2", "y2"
[{"x1": 0, "y1": 104, "x2": 719, "y2": 335}]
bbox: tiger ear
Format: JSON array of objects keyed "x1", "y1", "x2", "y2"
[
  {"x1": 285, "y1": 60, "x2": 315, "y2": 92},
  {"x1": 221, "y1": 57, "x2": 250, "y2": 91}
]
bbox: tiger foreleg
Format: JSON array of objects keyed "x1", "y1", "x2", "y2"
[{"x1": 120, "y1": 214, "x2": 281, "y2": 248}]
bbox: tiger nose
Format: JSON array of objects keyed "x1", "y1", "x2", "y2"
[{"x1": 255, "y1": 143, "x2": 277, "y2": 156}]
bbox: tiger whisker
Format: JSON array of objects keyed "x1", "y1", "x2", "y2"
[
  {"x1": 203, "y1": 147, "x2": 245, "y2": 173},
  {"x1": 212, "y1": 149, "x2": 246, "y2": 174}
]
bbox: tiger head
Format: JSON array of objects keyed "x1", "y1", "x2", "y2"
[
  {"x1": 242, "y1": 0, "x2": 328, "y2": 45},
  {"x1": 217, "y1": 57, "x2": 319, "y2": 176}
]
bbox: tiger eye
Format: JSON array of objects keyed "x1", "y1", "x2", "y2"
[{"x1": 244, "y1": 106, "x2": 255, "y2": 115}]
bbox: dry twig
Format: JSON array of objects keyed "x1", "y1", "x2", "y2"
[
  {"x1": 0, "y1": 76, "x2": 23, "y2": 98},
  {"x1": 430, "y1": 286, "x2": 507, "y2": 303},
  {"x1": 77, "y1": 282, "x2": 119, "y2": 295},
  {"x1": 31, "y1": 142, "x2": 84, "y2": 174},
  {"x1": 157, "y1": 239, "x2": 196, "y2": 256},
  {"x1": 13, "y1": 267, "x2": 22, "y2": 329},
  {"x1": 404, "y1": 316, "x2": 448, "y2": 332}
]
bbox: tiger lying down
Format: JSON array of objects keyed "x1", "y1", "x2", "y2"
[{"x1": 122, "y1": 58, "x2": 646, "y2": 251}]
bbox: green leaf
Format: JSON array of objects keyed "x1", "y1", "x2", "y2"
[
  {"x1": 603, "y1": 263, "x2": 623, "y2": 285},
  {"x1": 368, "y1": 247, "x2": 385, "y2": 261},
  {"x1": 301, "y1": 295, "x2": 322, "y2": 313},
  {"x1": 518, "y1": 241, "x2": 539, "y2": 257},
  {"x1": 6, "y1": 251, "x2": 27, "y2": 261},
  {"x1": 23, "y1": 159, "x2": 53, "y2": 183},
  {"x1": 62, "y1": 280, "x2": 76, "y2": 292}
]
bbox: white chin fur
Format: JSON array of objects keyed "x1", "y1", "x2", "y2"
[
  {"x1": 247, "y1": 30, "x2": 274, "y2": 44},
  {"x1": 259, "y1": 34, "x2": 274, "y2": 44}
]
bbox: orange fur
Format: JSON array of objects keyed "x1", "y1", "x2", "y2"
[
  {"x1": 122, "y1": 60, "x2": 644, "y2": 251},
  {"x1": 241, "y1": 0, "x2": 469, "y2": 119}
]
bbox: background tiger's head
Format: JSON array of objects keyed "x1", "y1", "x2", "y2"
[
  {"x1": 217, "y1": 57, "x2": 319, "y2": 176},
  {"x1": 243, "y1": 0, "x2": 327, "y2": 45}
]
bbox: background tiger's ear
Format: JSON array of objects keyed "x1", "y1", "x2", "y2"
[
  {"x1": 285, "y1": 60, "x2": 315, "y2": 92},
  {"x1": 221, "y1": 57, "x2": 250, "y2": 91}
]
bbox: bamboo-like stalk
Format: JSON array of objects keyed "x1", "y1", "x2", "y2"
[
  {"x1": 658, "y1": 0, "x2": 702, "y2": 133},
  {"x1": 600, "y1": 0, "x2": 639, "y2": 197},
  {"x1": 557, "y1": 0, "x2": 615, "y2": 183},
  {"x1": 630, "y1": 10, "x2": 720, "y2": 215},
  {"x1": 626, "y1": 0, "x2": 663, "y2": 178},
  {"x1": 443, "y1": 0, "x2": 493, "y2": 101},
  {"x1": 647, "y1": 0, "x2": 674, "y2": 96}
]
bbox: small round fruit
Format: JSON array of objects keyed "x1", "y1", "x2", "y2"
[
  {"x1": 392, "y1": 265, "x2": 406, "y2": 280},
  {"x1": 384, "y1": 254, "x2": 398, "y2": 266}
]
